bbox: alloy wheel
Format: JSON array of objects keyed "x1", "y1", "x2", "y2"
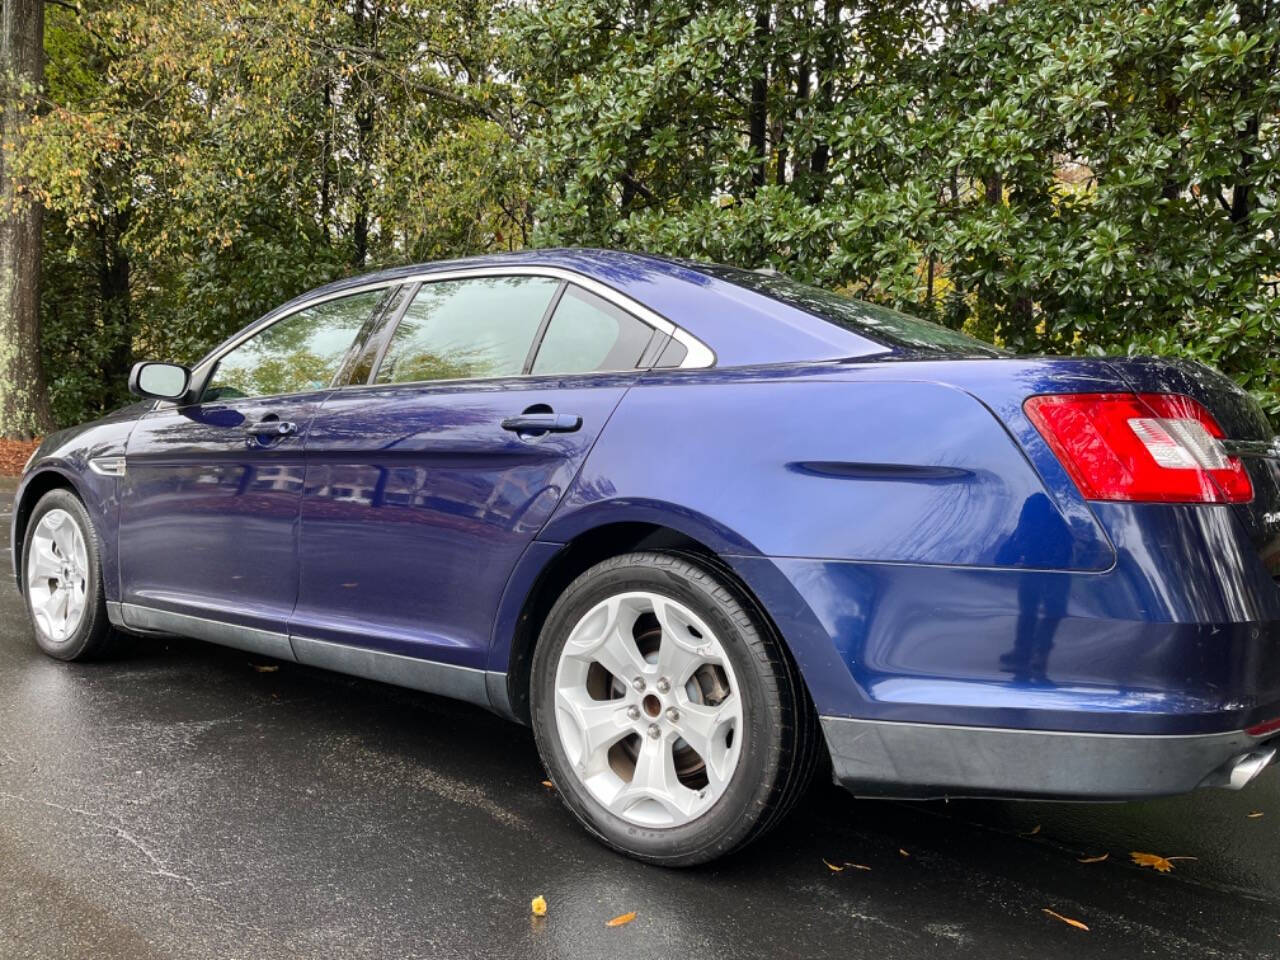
[
  {"x1": 552, "y1": 590, "x2": 743, "y2": 828},
  {"x1": 26, "y1": 508, "x2": 90, "y2": 643}
]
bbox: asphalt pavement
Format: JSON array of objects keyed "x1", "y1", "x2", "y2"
[{"x1": 1, "y1": 480, "x2": 1277, "y2": 959}]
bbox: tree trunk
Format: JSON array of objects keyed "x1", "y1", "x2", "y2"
[
  {"x1": 808, "y1": 0, "x2": 840, "y2": 202},
  {"x1": 748, "y1": 6, "x2": 770, "y2": 194},
  {"x1": 99, "y1": 200, "x2": 133, "y2": 412},
  {"x1": 0, "y1": 0, "x2": 54, "y2": 439},
  {"x1": 350, "y1": 0, "x2": 373, "y2": 268}
]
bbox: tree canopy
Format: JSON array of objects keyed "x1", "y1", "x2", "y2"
[{"x1": 10, "y1": 0, "x2": 1280, "y2": 428}]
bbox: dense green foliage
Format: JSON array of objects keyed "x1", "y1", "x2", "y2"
[{"x1": 17, "y1": 0, "x2": 1280, "y2": 425}]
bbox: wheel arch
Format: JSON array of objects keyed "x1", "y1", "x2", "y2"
[
  {"x1": 495, "y1": 519, "x2": 805, "y2": 727},
  {"x1": 11, "y1": 467, "x2": 86, "y2": 595}
]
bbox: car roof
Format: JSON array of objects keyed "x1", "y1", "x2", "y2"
[{"x1": 270, "y1": 248, "x2": 885, "y2": 368}]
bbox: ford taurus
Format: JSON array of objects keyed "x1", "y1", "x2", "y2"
[{"x1": 13, "y1": 248, "x2": 1280, "y2": 865}]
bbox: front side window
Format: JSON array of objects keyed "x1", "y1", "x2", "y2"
[
  {"x1": 375, "y1": 276, "x2": 560, "y2": 384},
  {"x1": 204, "y1": 289, "x2": 386, "y2": 401},
  {"x1": 530, "y1": 285, "x2": 654, "y2": 375}
]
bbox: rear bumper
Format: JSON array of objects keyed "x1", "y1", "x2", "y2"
[{"x1": 822, "y1": 715, "x2": 1278, "y2": 800}]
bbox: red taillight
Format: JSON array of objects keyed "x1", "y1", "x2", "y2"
[
  {"x1": 1024, "y1": 392, "x2": 1253, "y2": 504},
  {"x1": 1246, "y1": 716, "x2": 1280, "y2": 738}
]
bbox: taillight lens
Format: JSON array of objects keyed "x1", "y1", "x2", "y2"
[{"x1": 1024, "y1": 392, "x2": 1253, "y2": 504}]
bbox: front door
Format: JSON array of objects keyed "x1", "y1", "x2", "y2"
[
  {"x1": 116, "y1": 288, "x2": 388, "y2": 644},
  {"x1": 292, "y1": 274, "x2": 662, "y2": 669}
]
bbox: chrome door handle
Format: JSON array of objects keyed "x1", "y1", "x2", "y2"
[
  {"x1": 245, "y1": 420, "x2": 297, "y2": 437},
  {"x1": 500, "y1": 413, "x2": 582, "y2": 433}
]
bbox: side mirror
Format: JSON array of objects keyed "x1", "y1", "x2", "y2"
[{"x1": 128, "y1": 361, "x2": 191, "y2": 402}]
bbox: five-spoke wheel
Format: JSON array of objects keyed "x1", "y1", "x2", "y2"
[
  {"x1": 26, "y1": 508, "x2": 90, "y2": 643},
  {"x1": 532, "y1": 551, "x2": 817, "y2": 866},
  {"x1": 553, "y1": 591, "x2": 743, "y2": 828},
  {"x1": 21, "y1": 488, "x2": 116, "y2": 661}
]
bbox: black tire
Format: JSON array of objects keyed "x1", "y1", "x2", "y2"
[
  {"x1": 21, "y1": 488, "x2": 117, "y2": 662},
  {"x1": 530, "y1": 550, "x2": 819, "y2": 866}
]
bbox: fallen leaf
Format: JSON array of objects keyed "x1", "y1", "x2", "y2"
[
  {"x1": 1042, "y1": 908, "x2": 1089, "y2": 931},
  {"x1": 540, "y1": 780, "x2": 554, "y2": 789},
  {"x1": 844, "y1": 862, "x2": 872, "y2": 871},
  {"x1": 531, "y1": 895, "x2": 547, "y2": 917},
  {"x1": 251, "y1": 664, "x2": 279, "y2": 673},
  {"x1": 1077, "y1": 853, "x2": 1109, "y2": 864},
  {"x1": 1247, "y1": 812, "x2": 1264, "y2": 819},
  {"x1": 823, "y1": 858, "x2": 845, "y2": 872},
  {"x1": 1020, "y1": 825, "x2": 1042, "y2": 837},
  {"x1": 899, "y1": 848, "x2": 910, "y2": 858},
  {"x1": 606, "y1": 911, "x2": 636, "y2": 927},
  {"x1": 1130, "y1": 851, "x2": 1196, "y2": 872}
]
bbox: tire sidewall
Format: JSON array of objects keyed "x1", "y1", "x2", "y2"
[
  {"x1": 531, "y1": 555, "x2": 779, "y2": 864},
  {"x1": 22, "y1": 489, "x2": 108, "y2": 661}
]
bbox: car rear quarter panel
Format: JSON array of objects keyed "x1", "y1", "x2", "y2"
[
  {"x1": 524, "y1": 364, "x2": 1111, "y2": 720},
  {"x1": 540, "y1": 366, "x2": 1114, "y2": 569},
  {"x1": 526, "y1": 361, "x2": 1280, "y2": 735}
]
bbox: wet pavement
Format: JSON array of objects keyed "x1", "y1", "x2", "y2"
[{"x1": 0, "y1": 480, "x2": 1277, "y2": 959}]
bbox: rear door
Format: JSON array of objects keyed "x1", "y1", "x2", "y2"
[
  {"x1": 116, "y1": 287, "x2": 389, "y2": 644},
  {"x1": 292, "y1": 274, "x2": 664, "y2": 669}
]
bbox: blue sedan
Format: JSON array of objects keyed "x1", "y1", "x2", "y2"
[{"x1": 12, "y1": 248, "x2": 1280, "y2": 865}]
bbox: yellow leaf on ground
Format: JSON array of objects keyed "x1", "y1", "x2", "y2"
[
  {"x1": 1247, "y1": 812, "x2": 1264, "y2": 818},
  {"x1": 531, "y1": 895, "x2": 547, "y2": 916},
  {"x1": 899, "y1": 848, "x2": 910, "y2": 858},
  {"x1": 1020, "y1": 825, "x2": 1042, "y2": 837},
  {"x1": 823, "y1": 859, "x2": 845, "y2": 872},
  {"x1": 845, "y1": 862, "x2": 872, "y2": 871},
  {"x1": 1130, "y1": 851, "x2": 1196, "y2": 872},
  {"x1": 1043, "y1": 908, "x2": 1089, "y2": 931},
  {"x1": 606, "y1": 912, "x2": 637, "y2": 927},
  {"x1": 251, "y1": 664, "x2": 279, "y2": 673},
  {"x1": 540, "y1": 780, "x2": 554, "y2": 789},
  {"x1": 1077, "y1": 853, "x2": 1109, "y2": 863}
]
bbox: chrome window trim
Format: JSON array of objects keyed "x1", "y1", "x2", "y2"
[
  {"x1": 373, "y1": 266, "x2": 716, "y2": 377},
  {"x1": 194, "y1": 267, "x2": 714, "y2": 390}
]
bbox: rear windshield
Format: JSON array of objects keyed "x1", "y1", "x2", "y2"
[{"x1": 694, "y1": 263, "x2": 1005, "y2": 357}]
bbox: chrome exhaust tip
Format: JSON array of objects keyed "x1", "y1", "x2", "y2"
[{"x1": 1225, "y1": 747, "x2": 1276, "y2": 790}]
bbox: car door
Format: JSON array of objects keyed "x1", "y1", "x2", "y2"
[
  {"x1": 291, "y1": 273, "x2": 665, "y2": 674},
  {"x1": 116, "y1": 287, "x2": 390, "y2": 650}
]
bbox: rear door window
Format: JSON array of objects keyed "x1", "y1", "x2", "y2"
[
  {"x1": 374, "y1": 276, "x2": 560, "y2": 384},
  {"x1": 530, "y1": 285, "x2": 656, "y2": 376}
]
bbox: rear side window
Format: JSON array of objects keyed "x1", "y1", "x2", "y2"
[
  {"x1": 204, "y1": 288, "x2": 385, "y2": 401},
  {"x1": 531, "y1": 285, "x2": 654, "y2": 375},
  {"x1": 375, "y1": 276, "x2": 559, "y2": 384}
]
